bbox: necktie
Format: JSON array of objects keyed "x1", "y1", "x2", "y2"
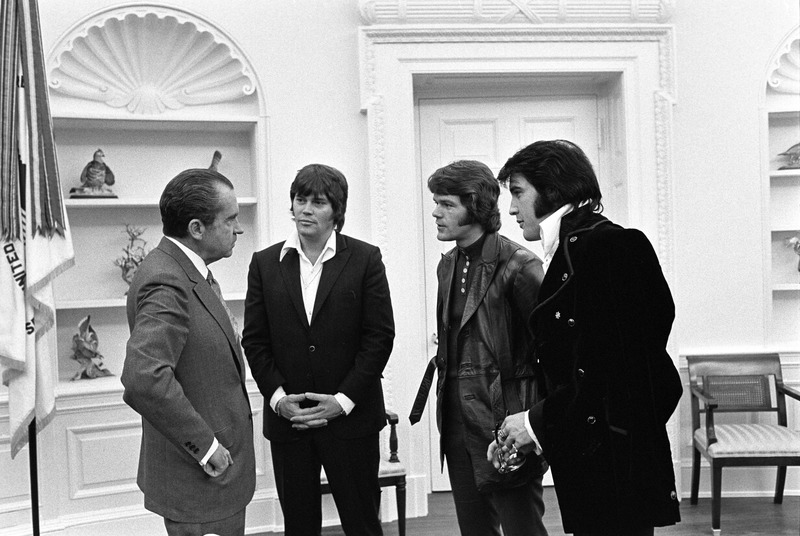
[{"x1": 207, "y1": 270, "x2": 240, "y2": 341}]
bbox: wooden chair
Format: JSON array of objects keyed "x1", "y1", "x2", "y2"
[
  {"x1": 687, "y1": 353, "x2": 800, "y2": 535},
  {"x1": 321, "y1": 410, "x2": 406, "y2": 536}
]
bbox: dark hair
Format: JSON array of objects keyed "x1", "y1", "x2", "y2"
[
  {"x1": 497, "y1": 139, "x2": 603, "y2": 217},
  {"x1": 290, "y1": 164, "x2": 349, "y2": 231},
  {"x1": 160, "y1": 169, "x2": 234, "y2": 238},
  {"x1": 427, "y1": 160, "x2": 501, "y2": 233}
]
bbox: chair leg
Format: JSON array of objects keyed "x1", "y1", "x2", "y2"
[
  {"x1": 711, "y1": 463, "x2": 722, "y2": 535},
  {"x1": 775, "y1": 465, "x2": 787, "y2": 504},
  {"x1": 395, "y1": 477, "x2": 406, "y2": 536},
  {"x1": 690, "y1": 447, "x2": 701, "y2": 505}
]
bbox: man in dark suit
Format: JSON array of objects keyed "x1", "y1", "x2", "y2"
[
  {"x1": 122, "y1": 168, "x2": 255, "y2": 536},
  {"x1": 487, "y1": 140, "x2": 682, "y2": 536},
  {"x1": 242, "y1": 164, "x2": 395, "y2": 536}
]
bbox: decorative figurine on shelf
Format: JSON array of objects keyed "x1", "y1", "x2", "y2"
[
  {"x1": 70, "y1": 148, "x2": 116, "y2": 197},
  {"x1": 787, "y1": 235, "x2": 800, "y2": 272},
  {"x1": 70, "y1": 315, "x2": 114, "y2": 380},
  {"x1": 114, "y1": 224, "x2": 149, "y2": 289},
  {"x1": 209, "y1": 149, "x2": 222, "y2": 170},
  {"x1": 778, "y1": 142, "x2": 800, "y2": 170}
]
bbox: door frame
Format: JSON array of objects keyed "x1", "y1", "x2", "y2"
[
  {"x1": 358, "y1": 25, "x2": 679, "y2": 520},
  {"x1": 417, "y1": 90, "x2": 604, "y2": 490}
]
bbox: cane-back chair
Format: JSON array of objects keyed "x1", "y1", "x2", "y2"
[{"x1": 687, "y1": 353, "x2": 800, "y2": 535}]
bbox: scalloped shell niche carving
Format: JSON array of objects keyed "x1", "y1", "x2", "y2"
[
  {"x1": 768, "y1": 35, "x2": 800, "y2": 95},
  {"x1": 48, "y1": 11, "x2": 257, "y2": 114}
]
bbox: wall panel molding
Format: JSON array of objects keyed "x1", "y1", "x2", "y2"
[
  {"x1": 359, "y1": 0, "x2": 674, "y2": 25},
  {"x1": 66, "y1": 421, "x2": 141, "y2": 500}
]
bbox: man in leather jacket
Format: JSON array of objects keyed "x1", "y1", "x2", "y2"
[
  {"x1": 488, "y1": 140, "x2": 682, "y2": 536},
  {"x1": 411, "y1": 160, "x2": 548, "y2": 536}
]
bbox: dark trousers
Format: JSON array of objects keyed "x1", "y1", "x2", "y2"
[
  {"x1": 443, "y1": 435, "x2": 547, "y2": 536},
  {"x1": 164, "y1": 508, "x2": 246, "y2": 536},
  {"x1": 271, "y1": 427, "x2": 383, "y2": 536}
]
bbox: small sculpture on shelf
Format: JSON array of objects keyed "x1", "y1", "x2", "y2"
[
  {"x1": 70, "y1": 315, "x2": 113, "y2": 380},
  {"x1": 778, "y1": 142, "x2": 800, "y2": 170},
  {"x1": 70, "y1": 148, "x2": 116, "y2": 197},
  {"x1": 786, "y1": 235, "x2": 800, "y2": 272},
  {"x1": 115, "y1": 224, "x2": 149, "y2": 289}
]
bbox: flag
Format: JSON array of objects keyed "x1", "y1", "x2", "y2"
[{"x1": 0, "y1": 0, "x2": 74, "y2": 459}]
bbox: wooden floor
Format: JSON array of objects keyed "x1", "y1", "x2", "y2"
[{"x1": 262, "y1": 489, "x2": 800, "y2": 536}]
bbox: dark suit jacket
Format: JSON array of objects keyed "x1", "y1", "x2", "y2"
[
  {"x1": 526, "y1": 208, "x2": 682, "y2": 533},
  {"x1": 121, "y1": 238, "x2": 255, "y2": 523},
  {"x1": 242, "y1": 232, "x2": 395, "y2": 442}
]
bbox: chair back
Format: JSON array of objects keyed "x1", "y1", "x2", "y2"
[{"x1": 687, "y1": 353, "x2": 787, "y2": 428}]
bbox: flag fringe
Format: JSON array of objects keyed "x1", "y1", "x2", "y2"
[{"x1": 8, "y1": 404, "x2": 55, "y2": 459}]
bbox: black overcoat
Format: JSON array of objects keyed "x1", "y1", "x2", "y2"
[{"x1": 527, "y1": 208, "x2": 682, "y2": 533}]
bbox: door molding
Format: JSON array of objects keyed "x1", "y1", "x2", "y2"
[{"x1": 358, "y1": 23, "x2": 678, "y2": 519}]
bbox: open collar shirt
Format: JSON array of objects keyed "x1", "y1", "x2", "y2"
[
  {"x1": 272, "y1": 229, "x2": 353, "y2": 415},
  {"x1": 279, "y1": 229, "x2": 338, "y2": 324}
]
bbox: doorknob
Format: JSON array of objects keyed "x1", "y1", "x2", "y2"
[{"x1": 431, "y1": 332, "x2": 438, "y2": 345}]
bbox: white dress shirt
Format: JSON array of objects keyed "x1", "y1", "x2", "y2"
[
  {"x1": 279, "y1": 229, "x2": 338, "y2": 324},
  {"x1": 270, "y1": 230, "x2": 355, "y2": 416},
  {"x1": 522, "y1": 203, "x2": 574, "y2": 455},
  {"x1": 538, "y1": 203, "x2": 574, "y2": 275}
]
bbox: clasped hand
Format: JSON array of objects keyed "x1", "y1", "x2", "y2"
[
  {"x1": 486, "y1": 411, "x2": 535, "y2": 469},
  {"x1": 280, "y1": 392, "x2": 344, "y2": 430}
]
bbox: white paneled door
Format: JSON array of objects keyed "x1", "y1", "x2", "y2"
[{"x1": 418, "y1": 95, "x2": 599, "y2": 490}]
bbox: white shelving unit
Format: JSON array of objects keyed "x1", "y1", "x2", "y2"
[
  {"x1": 53, "y1": 115, "x2": 264, "y2": 381},
  {"x1": 764, "y1": 32, "x2": 800, "y2": 348},
  {"x1": 40, "y1": 5, "x2": 268, "y2": 384}
]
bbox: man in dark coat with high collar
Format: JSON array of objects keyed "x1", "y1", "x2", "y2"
[
  {"x1": 242, "y1": 164, "x2": 394, "y2": 536},
  {"x1": 488, "y1": 140, "x2": 682, "y2": 536},
  {"x1": 122, "y1": 168, "x2": 255, "y2": 536}
]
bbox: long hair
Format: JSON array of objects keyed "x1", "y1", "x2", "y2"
[
  {"x1": 160, "y1": 169, "x2": 234, "y2": 238},
  {"x1": 290, "y1": 164, "x2": 349, "y2": 231},
  {"x1": 427, "y1": 160, "x2": 501, "y2": 233},
  {"x1": 497, "y1": 139, "x2": 603, "y2": 217}
]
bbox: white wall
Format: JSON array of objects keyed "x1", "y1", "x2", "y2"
[{"x1": 672, "y1": 0, "x2": 797, "y2": 352}]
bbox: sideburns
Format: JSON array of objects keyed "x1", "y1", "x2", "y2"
[{"x1": 457, "y1": 211, "x2": 474, "y2": 227}]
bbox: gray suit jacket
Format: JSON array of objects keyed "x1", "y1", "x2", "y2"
[{"x1": 122, "y1": 237, "x2": 255, "y2": 523}]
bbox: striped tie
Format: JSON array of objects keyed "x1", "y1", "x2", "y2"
[{"x1": 206, "y1": 270, "x2": 240, "y2": 342}]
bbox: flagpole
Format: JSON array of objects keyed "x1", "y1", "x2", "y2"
[{"x1": 28, "y1": 419, "x2": 40, "y2": 536}]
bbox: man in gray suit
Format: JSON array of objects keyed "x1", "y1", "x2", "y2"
[{"x1": 122, "y1": 168, "x2": 255, "y2": 536}]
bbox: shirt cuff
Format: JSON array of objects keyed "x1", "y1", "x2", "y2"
[
  {"x1": 334, "y1": 393, "x2": 355, "y2": 415},
  {"x1": 270, "y1": 386, "x2": 287, "y2": 413},
  {"x1": 199, "y1": 437, "x2": 219, "y2": 466},
  {"x1": 523, "y1": 410, "x2": 544, "y2": 455}
]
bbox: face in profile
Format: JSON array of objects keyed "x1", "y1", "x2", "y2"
[
  {"x1": 508, "y1": 173, "x2": 547, "y2": 242},
  {"x1": 292, "y1": 192, "x2": 336, "y2": 242},
  {"x1": 431, "y1": 193, "x2": 477, "y2": 244},
  {"x1": 202, "y1": 185, "x2": 243, "y2": 263}
]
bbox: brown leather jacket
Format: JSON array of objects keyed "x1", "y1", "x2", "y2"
[{"x1": 434, "y1": 232, "x2": 545, "y2": 490}]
